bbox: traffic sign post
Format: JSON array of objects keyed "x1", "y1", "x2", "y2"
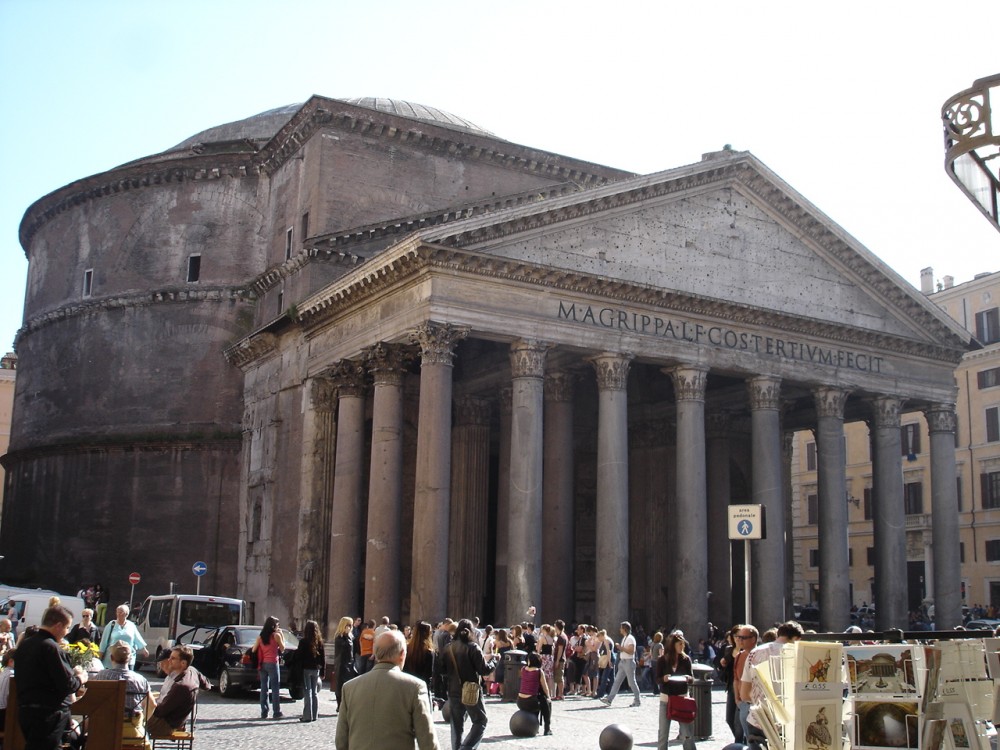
[
  {"x1": 728, "y1": 505, "x2": 765, "y2": 625},
  {"x1": 192, "y1": 561, "x2": 207, "y2": 595},
  {"x1": 127, "y1": 572, "x2": 141, "y2": 611}
]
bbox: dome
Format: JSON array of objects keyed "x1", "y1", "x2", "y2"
[
  {"x1": 341, "y1": 97, "x2": 493, "y2": 136},
  {"x1": 168, "y1": 98, "x2": 492, "y2": 153}
]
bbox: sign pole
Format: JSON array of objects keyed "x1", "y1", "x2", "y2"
[
  {"x1": 744, "y1": 540, "x2": 752, "y2": 625},
  {"x1": 192, "y1": 561, "x2": 207, "y2": 595}
]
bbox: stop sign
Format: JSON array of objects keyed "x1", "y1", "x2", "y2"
[{"x1": 128, "y1": 572, "x2": 141, "y2": 585}]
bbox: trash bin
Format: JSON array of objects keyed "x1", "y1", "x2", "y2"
[
  {"x1": 691, "y1": 663, "x2": 714, "y2": 739},
  {"x1": 502, "y1": 649, "x2": 527, "y2": 702}
]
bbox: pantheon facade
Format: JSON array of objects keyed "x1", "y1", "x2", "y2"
[{"x1": 3, "y1": 97, "x2": 972, "y2": 637}]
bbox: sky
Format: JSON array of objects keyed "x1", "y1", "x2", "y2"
[{"x1": 1, "y1": 0, "x2": 998, "y2": 354}]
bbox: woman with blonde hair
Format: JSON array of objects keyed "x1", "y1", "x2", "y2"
[{"x1": 332, "y1": 616, "x2": 358, "y2": 712}]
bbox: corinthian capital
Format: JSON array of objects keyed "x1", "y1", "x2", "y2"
[
  {"x1": 924, "y1": 402, "x2": 957, "y2": 433},
  {"x1": 870, "y1": 395, "x2": 902, "y2": 430},
  {"x1": 509, "y1": 340, "x2": 550, "y2": 379},
  {"x1": 666, "y1": 364, "x2": 709, "y2": 402},
  {"x1": 409, "y1": 322, "x2": 469, "y2": 366},
  {"x1": 814, "y1": 386, "x2": 849, "y2": 419},
  {"x1": 365, "y1": 342, "x2": 413, "y2": 387},
  {"x1": 327, "y1": 359, "x2": 367, "y2": 398},
  {"x1": 590, "y1": 352, "x2": 633, "y2": 391},
  {"x1": 544, "y1": 371, "x2": 575, "y2": 402},
  {"x1": 747, "y1": 375, "x2": 782, "y2": 411},
  {"x1": 309, "y1": 377, "x2": 338, "y2": 412}
]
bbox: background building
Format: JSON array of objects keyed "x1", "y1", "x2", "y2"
[
  {"x1": 0, "y1": 353, "x2": 14, "y2": 531},
  {"x1": 792, "y1": 268, "x2": 1000, "y2": 619}
]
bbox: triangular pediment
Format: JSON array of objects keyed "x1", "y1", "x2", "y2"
[{"x1": 418, "y1": 152, "x2": 971, "y2": 351}]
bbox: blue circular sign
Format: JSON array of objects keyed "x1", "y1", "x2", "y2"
[
  {"x1": 737, "y1": 520, "x2": 754, "y2": 537},
  {"x1": 192, "y1": 561, "x2": 208, "y2": 576}
]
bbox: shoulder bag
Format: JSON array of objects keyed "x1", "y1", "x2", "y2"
[
  {"x1": 667, "y1": 693, "x2": 697, "y2": 723},
  {"x1": 449, "y1": 644, "x2": 481, "y2": 706}
]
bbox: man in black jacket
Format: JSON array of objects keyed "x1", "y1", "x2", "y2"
[
  {"x1": 16, "y1": 605, "x2": 87, "y2": 750},
  {"x1": 440, "y1": 618, "x2": 498, "y2": 750}
]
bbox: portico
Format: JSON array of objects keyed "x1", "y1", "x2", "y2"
[{"x1": 229, "y1": 152, "x2": 970, "y2": 636}]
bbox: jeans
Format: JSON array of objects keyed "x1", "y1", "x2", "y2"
[
  {"x1": 259, "y1": 662, "x2": 281, "y2": 716},
  {"x1": 605, "y1": 658, "x2": 641, "y2": 704},
  {"x1": 448, "y1": 695, "x2": 488, "y2": 750},
  {"x1": 738, "y1": 700, "x2": 751, "y2": 742},
  {"x1": 301, "y1": 669, "x2": 320, "y2": 721},
  {"x1": 516, "y1": 694, "x2": 551, "y2": 732},
  {"x1": 659, "y1": 700, "x2": 696, "y2": 750}
]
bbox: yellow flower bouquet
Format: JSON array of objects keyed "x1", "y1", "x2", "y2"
[{"x1": 63, "y1": 640, "x2": 100, "y2": 670}]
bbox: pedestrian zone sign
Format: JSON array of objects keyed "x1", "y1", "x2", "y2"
[{"x1": 728, "y1": 504, "x2": 765, "y2": 540}]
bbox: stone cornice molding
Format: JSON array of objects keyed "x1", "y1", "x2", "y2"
[
  {"x1": 509, "y1": 339, "x2": 550, "y2": 379},
  {"x1": 226, "y1": 332, "x2": 278, "y2": 371},
  {"x1": 455, "y1": 396, "x2": 491, "y2": 426},
  {"x1": 20, "y1": 154, "x2": 259, "y2": 250},
  {"x1": 250, "y1": 247, "x2": 365, "y2": 296},
  {"x1": 590, "y1": 352, "x2": 633, "y2": 391},
  {"x1": 924, "y1": 403, "x2": 958, "y2": 433},
  {"x1": 1, "y1": 434, "x2": 241, "y2": 469},
  {"x1": 291, "y1": 243, "x2": 968, "y2": 365},
  {"x1": 814, "y1": 386, "x2": 850, "y2": 419},
  {"x1": 747, "y1": 375, "x2": 782, "y2": 411},
  {"x1": 326, "y1": 360, "x2": 367, "y2": 397},
  {"x1": 410, "y1": 322, "x2": 469, "y2": 366},
  {"x1": 870, "y1": 395, "x2": 902, "y2": 430},
  {"x1": 365, "y1": 342, "x2": 413, "y2": 387},
  {"x1": 544, "y1": 371, "x2": 575, "y2": 402},
  {"x1": 18, "y1": 284, "x2": 254, "y2": 348},
  {"x1": 667, "y1": 364, "x2": 709, "y2": 402}
]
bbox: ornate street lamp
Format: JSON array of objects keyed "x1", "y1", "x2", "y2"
[{"x1": 943, "y1": 74, "x2": 1000, "y2": 233}]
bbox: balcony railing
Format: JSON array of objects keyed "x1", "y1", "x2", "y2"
[{"x1": 943, "y1": 74, "x2": 1000, "y2": 233}]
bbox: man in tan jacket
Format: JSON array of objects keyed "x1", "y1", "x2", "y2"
[{"x1": 335, "y1": 629, "x2": 440, "y2": 750}]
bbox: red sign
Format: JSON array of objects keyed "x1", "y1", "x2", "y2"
[{"x1": 128, "y1": 572, "x2": 141, "y2": 585}]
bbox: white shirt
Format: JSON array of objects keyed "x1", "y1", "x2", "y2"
[{"x1": 619, "y1": 633, "x2": 637, "y2": 661}]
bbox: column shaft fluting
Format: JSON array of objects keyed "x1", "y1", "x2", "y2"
[
  {"x1": 297, "y1": 378, "x2": 337, "y2": 633},
  {"x1": 927, "y1": 403, "x2": 961, "y2": 628},
  {"x1": 409, "y1": 323, "x2": 467, "y2": 623},
  {"x1": 592, "y1": 353, "x2": 632, "y2": 631},
  {"x1": 748, "y1": 376, "x2": 785, "y2": 627},
  {"x1": 669, "y1": 365, "x2": 709, "y2": 641},
  {"x1": 363, "y1": 343, "x2": 409, "y2": 624},
  {"x1": 706, "y1": 410, "x2": 732, "y2": 628},
  {"x1": 506, "y1": 341, "x2": 547, "y2": 625},
  {"x1": 870, "y1": 396, "x2": 907, "y2": 630},
  {"x1": 543, "y1": 372, "x2": 575, "y2": 621},
  {"x1": 449, "y1": 397, "x2": 492, "y2": 619},
  {"x1": 327, "y1": 361, "x2": 367, "y2": 625},
  {"x1": 815, "y1": 386, "x2": 851, "y2": 631}
]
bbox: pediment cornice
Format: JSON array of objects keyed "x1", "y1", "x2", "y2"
[{"x1": 287, "y1": 243, "x2": 967, "y2": 365}]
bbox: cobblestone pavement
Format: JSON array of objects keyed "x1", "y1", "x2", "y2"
[{"x1": 160, "y1": 674, "x2": 744, "y2": 750}]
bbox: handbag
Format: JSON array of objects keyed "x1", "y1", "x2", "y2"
[
  {"x1": 449, "y1": 644, "x2": 482, "y2": 706},
  {"x1": 667, "y1": 693, "x2": 697, "y2": 724}
]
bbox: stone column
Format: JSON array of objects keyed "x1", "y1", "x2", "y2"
[
  {"x1": 363, "y1": 343, "x2": 410, "y2": 624},
  {"x1": 543, "y1": 371, "x2": 575, "y2": 621},
  {"x1": 326, "y1": 360, "x2": 367, "y2": 626},
  {"x1": 409, "y1": 322, "x2": 467, "y2": 623},
  {"x1": 926, "y1": 403, "x2": 961, "y2": 628},
  {"x1": 591, "y1": 353, "x2": 632, "y2": 631},
  {"x1": 782, "y1": 430, "x2": 795, "y2": 620},
  {"x1": 668, "y1": 365, "x2": 709, "y2": 641},
  {"x1": 870, "y1": 396, "x2": 907, "y2": 630},
  {"x1": 494, "y1": 386, "x2": 512, "y2": 621},
  {"x1": 748, "y1": 376, "x2": 785, "y2": 629},
  {"x1": 706, "y1": 409, "x2": 732, "y2": 628},
  {"x1": 815, "y1": 386, "x2": 850, "y2": 632},
  {"x1": 449, "y1": 397, "x2": 492, "y2": 619},
  {"x1": 507, "y1": 340, "x2": 548, "y2": 625},
  {"x1": 296, "y1": 377, "x2": 337, "y2": 632}
]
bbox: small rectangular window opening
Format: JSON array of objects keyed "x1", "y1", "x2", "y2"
[
  {"x1": 285, "y1": 227, "x2": 293, "y2": 260},
  {"x1": 83, "y1": 269, "x2": 93, "y2": 297},
  {"x1": 187, "y1": 254, "x2": 201, "y2": 283}
]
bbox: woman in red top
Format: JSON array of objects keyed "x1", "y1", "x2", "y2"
[
  {"x1": 252, "y1": 616, "x2": 286, "y2": 719},
  {"x1": 517, "y1": 652, "x2": 552, "y2": 735}
]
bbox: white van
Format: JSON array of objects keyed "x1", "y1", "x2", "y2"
[
  {"x1": 133, "y1": 594, "x2": 247, "y2": 662},
  {"x1": 0, "y1": 591, "x2": 86, "y2": 633}
]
